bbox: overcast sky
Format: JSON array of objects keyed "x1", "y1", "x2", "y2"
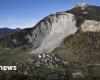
[{"x1": 0, "y1": 0, "x2": 100, "y2": 29}]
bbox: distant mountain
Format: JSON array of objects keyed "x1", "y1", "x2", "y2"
[{"x1": 0, "y1": 28, "x2": 20, "y2": 36}]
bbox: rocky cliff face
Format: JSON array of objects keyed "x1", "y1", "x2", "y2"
[
  {"x1": 31, "y1": 13, "x2": 77, "y2": 53},
  {"x1": 30, "y1": 3, "x2": 100, "y2": 55}
]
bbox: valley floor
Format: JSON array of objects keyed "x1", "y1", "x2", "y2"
[{"x1": 0, "y1": 47, "x2": 100, "y2": 80}]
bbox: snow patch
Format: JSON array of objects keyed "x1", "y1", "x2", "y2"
[
  {"x1": 82, "y1": 11, "x2": 88, "y2": 14},
  {"x1": 74, "y1": 3, "x2": 89, "y2": 10}
]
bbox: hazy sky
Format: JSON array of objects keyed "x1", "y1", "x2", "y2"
[{"x1": 0, "y1": 0, "x2": 100, "y2": 29}]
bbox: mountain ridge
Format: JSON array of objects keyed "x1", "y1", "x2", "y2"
[
  {"x1": 0, "y1": 3, "x2": 100, "y2": 63},
  {"x1": 0, "y1": 27, "x2": 20, "y2": 37}
]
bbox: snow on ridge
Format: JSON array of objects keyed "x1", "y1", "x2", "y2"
[
  {"x1": 31, "y1": 13, "x2": 78, "y2": 54},
  {"x1": 81, "y1": 20, "x2": 100, "y2": 32},
  {"x1": 74, "y1": 3, "x2": 89, "y2": 10}
]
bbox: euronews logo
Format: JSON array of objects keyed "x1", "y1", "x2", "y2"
[{"x1": 0, "y1": 66, "x2": 17, "y2": 70}]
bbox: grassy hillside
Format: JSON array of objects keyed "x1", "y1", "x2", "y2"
[
  {"x1": 0, "y1": 47, "x2": 32, "y2": 65},
  {"x1": 52, "y1": 31, "x2": 100, "y2": 64}
]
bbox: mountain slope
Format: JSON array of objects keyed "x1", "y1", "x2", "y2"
[
  {"x1": 57, "y1": 3, "x2": 100, "y2": 63},
  {"x1": 0, "y1": 3, "x2": 100, "y2": 64}
]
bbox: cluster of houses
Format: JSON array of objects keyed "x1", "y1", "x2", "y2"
[
  {"x1": 29, "y1": 53, "x2": 68, "y2": 68},
  {"x1": 25, "y1": 53, "x2": 88, "y2": 80}
]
